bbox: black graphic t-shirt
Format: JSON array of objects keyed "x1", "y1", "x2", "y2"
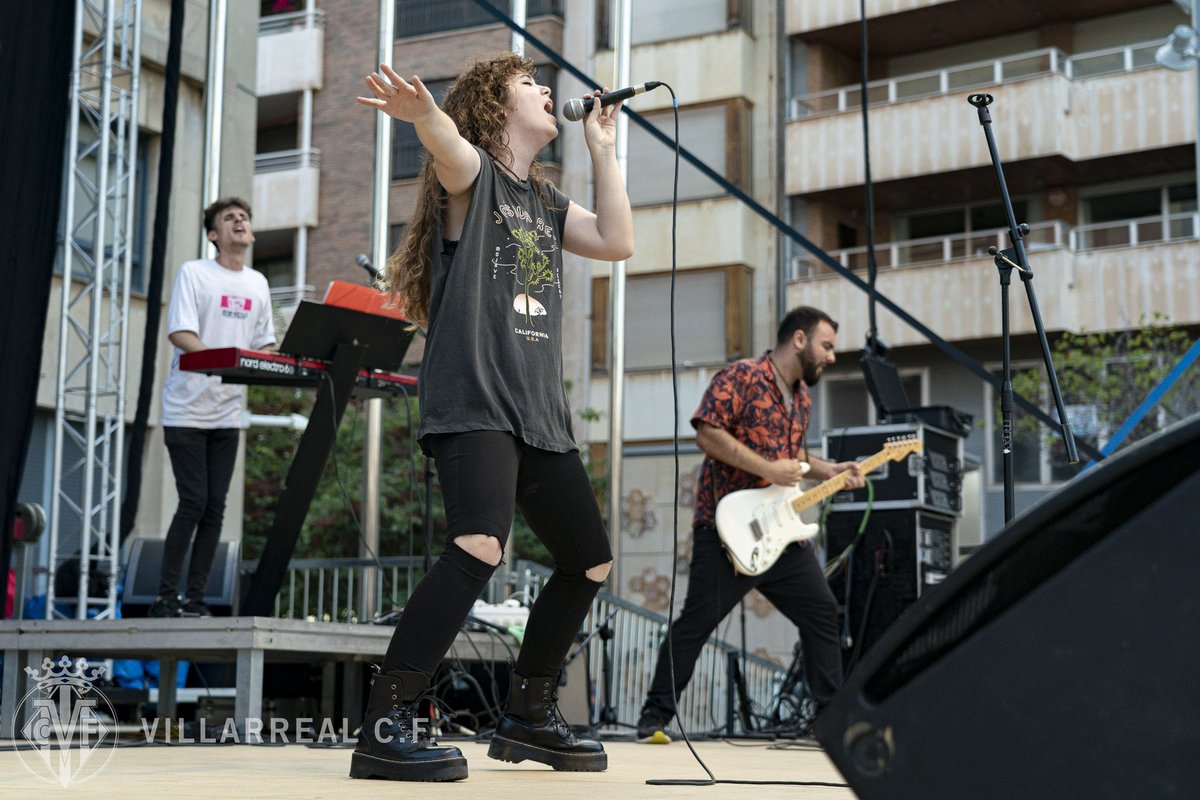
[{"x1": 417, "y1": 144, "x2": 576, "y2": 453}]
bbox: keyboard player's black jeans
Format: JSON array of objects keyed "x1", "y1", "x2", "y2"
[{"x1": 159, "y1": 426, "x2": 240, "y2": 600}]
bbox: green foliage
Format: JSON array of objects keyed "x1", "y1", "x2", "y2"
[
  {"x1": 1009, "y1": 314, "x2": 1200, "y2": 452},
  {"x1": 242, "y1": 386, "x2": 438, "y2": 561},
  {"x1": 242, "y1": 391, "x2": 610, "y2": 569}
]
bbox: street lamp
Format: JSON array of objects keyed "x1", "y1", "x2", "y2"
[
  {"x1": 1156, "y1": 24, "x2": 1198, "y2": 71},
  {"x1": 1156, "y1": 6, "x2": 1200, "y2": 232}
]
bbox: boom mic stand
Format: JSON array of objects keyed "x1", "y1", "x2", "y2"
[
  {"x1": 563, "y1": 608, "x2": 619, "y2": 732},
  {"x1": 968, "y1": 93, "x2": 1079, "y2": 524}
]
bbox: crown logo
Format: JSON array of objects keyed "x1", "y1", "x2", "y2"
[{"x1": 24, "y1": 656, "x2": 106, "y2": 696}]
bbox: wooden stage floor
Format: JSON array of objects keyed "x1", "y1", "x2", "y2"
[{"x1": 0, "y1": 736, "x2": 856, "y2": 799}]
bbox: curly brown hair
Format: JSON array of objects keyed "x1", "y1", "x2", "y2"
[{"x1": 382, "y1": 53, "x2": 559, "y2": 328}]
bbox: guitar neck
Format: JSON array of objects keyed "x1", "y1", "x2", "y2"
[{"x1": 789, "y1": 449, "x2": 894, "y2": 515}]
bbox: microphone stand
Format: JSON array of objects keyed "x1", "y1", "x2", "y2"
[
  {"x1": 968, "y1": 93, "x2": 1079, "y2": 524},
  {"x1": 563, "y1": 608, "x2": 619, "y2": 731}
]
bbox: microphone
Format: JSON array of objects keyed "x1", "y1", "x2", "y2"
[
  {"x1": 563, "y1": 81, "x2": 662, "y2": 122},
  {"x1": 355, "y1": 253, "x2": 379, "y2": 281}
]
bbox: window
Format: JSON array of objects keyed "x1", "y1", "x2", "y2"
[
  {"x1": 396, "y1": 0, "x2": 562, "y2": 38},
  {"x1": 817, "y1": 371, "x2": 925, "y2": 437},
  {"x1": 391, "y1": 66, "x2": 561, "y2": 181},
  {"x1": 626, "y1": 101, "x2": 748, "y2": 206},
  {"x1": 390, "y1": 223, "x2": 407, "y2": 253},
  {"x1": 1080, "y1": 181, "x2": 1199, "y2": 249},
  {"x1": 592, "y1": 266, "x2": 751, "y2": 372},
  {"x1": 597, "y1": 0, "x2": 745, "y2": 48},
  {"x1": 392, "y1": 79, "x2": 452, "y2": 180},
  {"x1": 984, "y1": 365, "x2": 1092, "y2": 487}
]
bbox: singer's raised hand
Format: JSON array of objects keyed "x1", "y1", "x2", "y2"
[
  {"x1": 581, "y1": 87, "x2": 621, "y2": 153},
  {"x1": 356, "y1": 64, "x2": 435, "y2": 123}
]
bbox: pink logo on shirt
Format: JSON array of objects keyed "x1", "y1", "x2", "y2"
[{"x1": 221, "y1": 295, "x2": 252, "y2": 312}]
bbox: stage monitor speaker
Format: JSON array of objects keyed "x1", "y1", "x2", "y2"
[
  {"x1": 814, "y1": 414, "x2": 1200, "y2": 800},
  {"x1": 122, "y1": 537, "x2": 239, "y2": 616},
  {"x1": 826, "y1": 509, "x2": 955, "y2": 664}
]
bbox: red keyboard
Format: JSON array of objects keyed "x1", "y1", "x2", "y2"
[{"x1": 180, "y1": 347, "x2": 417, "y2": 396}]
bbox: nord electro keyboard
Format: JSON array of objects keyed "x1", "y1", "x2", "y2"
[
  {"x1": 180, "y1": 347, "x2": 416, "y2": 397},
  {"x1": 178, "y1": 287, "x2": 418, "y2": 615}
]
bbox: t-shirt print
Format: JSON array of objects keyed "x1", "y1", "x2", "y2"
[
  {"x1": 220, "y1": 294, "x2": 254, "y2": 319},
  {"x1": 490, "y1": 201, "x2": 561, "y2": 342}
]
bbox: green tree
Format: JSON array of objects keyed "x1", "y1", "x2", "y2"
[
  {"x1": 1010, "y1": 315, "x2": 1200, "y2": 458},
  {"x1": 242, "y1": 388, "x2": 609, "y2": 568},
  {"x1": 243, "y1": 386, "x2": 438, "y2": 562}
]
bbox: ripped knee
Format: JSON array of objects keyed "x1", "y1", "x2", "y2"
[
  {"x1": 453, "y1": 534, "x2": 504, "y2": 566},
  {"x1": 585, "y1": 560, "x2": 613, "y2": 583}
]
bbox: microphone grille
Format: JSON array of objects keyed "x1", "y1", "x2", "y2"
[{"x1": 563, "y1": 97, "x2": 586, "y2": 122}]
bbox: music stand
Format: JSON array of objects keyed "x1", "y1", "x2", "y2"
[
  {"x1": 860, "y1": 350, "x2": 974, "y2": 437},
  {"x1": 241, "y1": 301, "x2": 414, "y2": 616},
  {"x1": 280, "y1": 301, "x2": 414, "y2": 371}
]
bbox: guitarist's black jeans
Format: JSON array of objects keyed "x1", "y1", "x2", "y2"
[{"x1": 642, "y1": 524, "x2": 842, "y2": 719}]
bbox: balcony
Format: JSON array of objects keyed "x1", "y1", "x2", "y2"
[
  {"x1": 786, "y1": 41, "x2": 1194, "y2": 193},
  {"x1": 625, "y1": 197, "x2": 769, "y2": 275},
  {"x1": 786, "y1": 214, "x2": 1200, "y2": 346},
  {"x1": 257, "y1": 8, "x2": 324, "y2": 97},
  {"x1": 593, "y1": 28, "x2": 756, "y2": 112},
  {"x1": 252, "y1": 149, "x2": 320, "y2": 232},
  {"x1": 787, "y1": 0, "x2": 958, "y2": 35}
]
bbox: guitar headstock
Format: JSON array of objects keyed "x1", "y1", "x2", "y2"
[{"x1": 883, "y1": 435, "x2": 923, "y2": 461}]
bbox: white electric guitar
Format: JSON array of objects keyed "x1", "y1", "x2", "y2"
[{"x1": 715, "y1": 436, "x2": 924, "y2": 576}]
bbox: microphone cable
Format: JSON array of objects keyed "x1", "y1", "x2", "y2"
[{"x1": 642, "y1": 87, "x2": 849, "y2": 792}]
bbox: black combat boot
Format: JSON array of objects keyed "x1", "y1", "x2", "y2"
[
  {"x1": 350, "y1": 670, "x2": 468, "y2": 781},
  {"x1": 487, "y1": 670, "x2": 606, "y2": 771}
]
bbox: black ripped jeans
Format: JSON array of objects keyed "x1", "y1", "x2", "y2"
[
  {"x1": 383, "y1": 431, "x2": 613, "y2": 679},
  {"x1": 643, "y1": 524, "x2": 843, "y2": 716}
]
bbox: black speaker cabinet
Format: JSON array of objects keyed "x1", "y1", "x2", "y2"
[
  {"x1": 824, "y1": 423, "x2": 964, "y2": 516},
  {"x1": 814, "y1": 414, "x2": 1200, "y2": 800},
  {"x1": 826, "y1": 510, "x2": 955, "y2": 663},
  {"x1": 121, "y1": 537, "x2": 240, "y2": 616}
]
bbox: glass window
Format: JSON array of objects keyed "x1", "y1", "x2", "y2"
[
  {"x1": 392, "y1": 67, "x2": 560, "y2": 180},
  {"x1": 627, "y1": 104, "x2": 738, "y2": 205},
  {"x1": 594, "y1": 267, "x2": 749, "y2": 372},
  {"x1": 1085, "y1": 188, "x2": 1160, "y2": 224}
]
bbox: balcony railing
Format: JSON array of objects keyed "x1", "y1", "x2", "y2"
[
  {"x1": 396, "y1": 0, "x2": 562, "y2": 38},
  {"x1": 790, "y1": 40, "x2": 1161, "y2": 119},
  {"x1": 259, "y1": 7, "x2": 325, "y2": 36},
  {"x1": 1069, "y1": 211, "x2": 1200, "y2": 252},
  {"x1": 254, "y1": 148, "x2": 321, "y2": 174},
  {"x1": 269, "y1": 284, "x2": 317, "y2": 312},
  {"x1": 788, "y1": 214, "x2": 1200, "y2": 280}
]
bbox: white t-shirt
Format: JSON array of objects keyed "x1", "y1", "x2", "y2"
[{"x1": 162, "y1": 258, "x2": 276, "y2": 428}]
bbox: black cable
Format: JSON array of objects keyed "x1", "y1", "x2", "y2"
[
  {"x1": 845, "y1": 529, "x2": 891, "y2": 676},
  {"x1": 860, "y1": 0, "x2": 880, "y2": 350}
]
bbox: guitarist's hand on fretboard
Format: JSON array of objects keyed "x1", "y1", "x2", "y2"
[{"x1": 827, "y1": 461, "x2": 866, "y2": 491}]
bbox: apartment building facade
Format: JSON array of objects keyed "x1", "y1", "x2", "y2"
[
  {"x1": 785, "y1": 0, "x2": 1198, "y2": 544},
  {"x1": 250, "y1": 0, "x2": 1199, "y2": 663}
]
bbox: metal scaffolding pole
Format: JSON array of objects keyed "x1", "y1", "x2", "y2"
[{"x1": 48, "y1": 0, "x2": 142, "y2": 620}]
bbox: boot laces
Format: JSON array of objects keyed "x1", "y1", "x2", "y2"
[{"x1": 386, "y1": 688, "x2": 454, "y2": 744}]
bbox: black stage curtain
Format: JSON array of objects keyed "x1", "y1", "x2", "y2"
[
  {"x1": 122, "y1": 0, "x2": 185, "y2": 541},
  {"x1": 0, "y1": 1, "x2": 76, "y2": 615}
]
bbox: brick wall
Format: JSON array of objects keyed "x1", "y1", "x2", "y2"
[{"x1": 307, "y1": 5, "x2": 565, "y2": 294}]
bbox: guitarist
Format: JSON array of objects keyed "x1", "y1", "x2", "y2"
[{"x1": 635, "y1": 306, "x2": 864, "y2": 743}]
